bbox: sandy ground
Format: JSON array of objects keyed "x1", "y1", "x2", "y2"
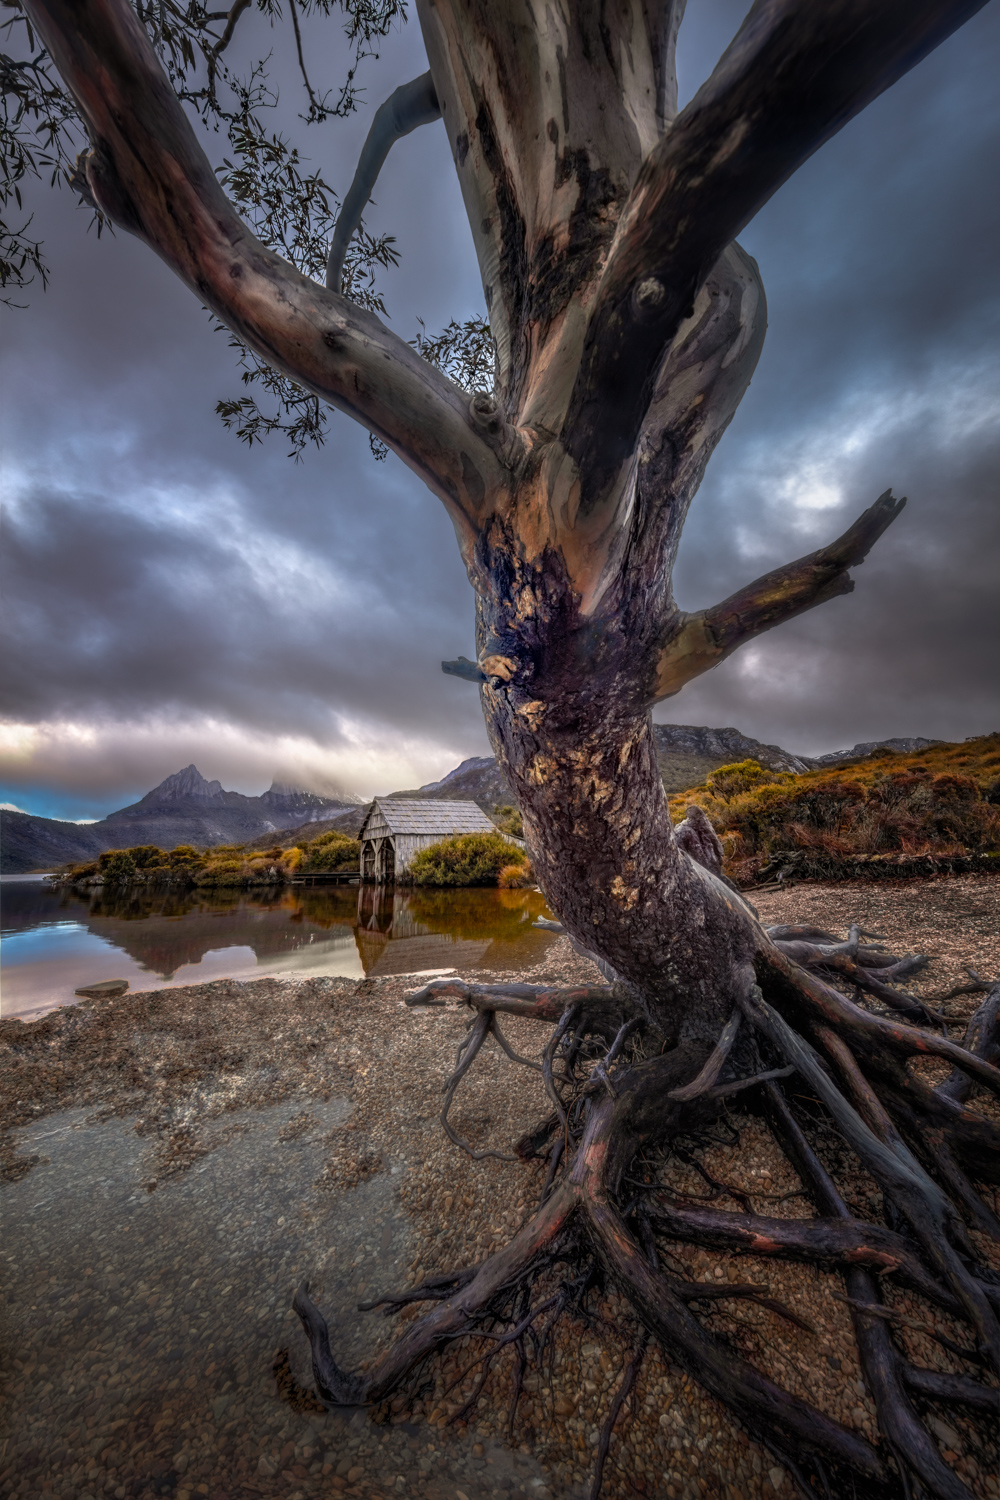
[{"x1": 1, "y1": 874, "x2": 998, "y2": 1500}]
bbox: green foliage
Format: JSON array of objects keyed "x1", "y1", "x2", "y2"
[
  {"x1": 0, "y1": 35, "x2": 87, "y2": 304},
  {"x1": 1, "y1": 0, "x2": 422, "y2": 457},
  {"x1": 492, "y1": 805, "x2": 524, "y2": 838},
  {"x1": 410, "y1": 316, "x2": 496, "y2": 394},
  {"x1": 300, "y1": 831, "x2": 361, "y2": 871},
  {"x1": 71, "y1": 841, "x2": 216, "y2": 883},
  {"x1": 168, "y1": 845, "x2": 201, "y2": 862},
  {"x1": 98, "y1": 849, "x2": 137, "y2": 883},
  {"x1": 196, "y1": 857, "x2": 248, "y2": 887},
  {"x1": 706, "y1": 760, "x2": 791, "y2": 801},
  {"x1": 409, "y1": 833, "x2": 528, "y2": 887},
  {"x1": 126, "y1": 844, "x2": 165, "y2": 869}
]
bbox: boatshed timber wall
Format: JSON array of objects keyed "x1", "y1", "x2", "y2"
[{"x1": 357, "y1": 798, "x2": 509, "y2": 883}]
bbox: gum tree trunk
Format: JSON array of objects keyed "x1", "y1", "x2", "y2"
[
  {"x1": 22, "y1": 2, "x2": 1000, "y2": 1494},
  {"x1": 21, "y1": 0, "x2": 951, "y2": 1034}
]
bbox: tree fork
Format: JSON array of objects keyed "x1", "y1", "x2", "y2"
[{"x1": 19, "y1": 0, "x2": 999, "y2": 1492}]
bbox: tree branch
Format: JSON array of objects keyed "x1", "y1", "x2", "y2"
[
  {"x1": 23, "y1": 0, "x2": 509, "y2": 539},
  {"x1": 564, "y1": 0, "x2": 989, "y2": 517},
  {"x1": 653, "y1": 489, "x2": 906, "y2": 700},
  {"x1": 326, "y1": 71, "x2": 441, "y2": 294},
  {"x1": 208, "y1": 0, "x2": 251, "y2": 67},
  {"x1": 642, "y1": 0, "x2": 688, "y2": 131}
]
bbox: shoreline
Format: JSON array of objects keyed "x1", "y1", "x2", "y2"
[{"x1": 2, "y1": 877, "x2": 998, "y2": 1500}]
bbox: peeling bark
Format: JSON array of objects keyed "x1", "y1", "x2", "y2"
[{"x1": 22, "y1": 1, "x2": 999, "y2": 1493}]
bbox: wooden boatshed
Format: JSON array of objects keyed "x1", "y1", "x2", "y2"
[{"x1": 358, "y1": 798, "x2": 500, "y2": 883}]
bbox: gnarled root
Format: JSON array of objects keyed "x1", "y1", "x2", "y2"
[{"x1": 294, "y1": 938, "x2": 1000, "y2": 1499}]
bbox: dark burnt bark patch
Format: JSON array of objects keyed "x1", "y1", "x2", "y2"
[
  {"x1": 474, "y1": 99, "x2": 530, "y2": 399},
  {"x1": 528, "y1": 152, "x2": 621, "y2": 331}
]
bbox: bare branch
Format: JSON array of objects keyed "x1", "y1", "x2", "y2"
[
  {"x1": 642, "y1": 0, "x2": 687, "y2": 130},
  {"x1": 565, "y1": 0, "x2": 989, "y2": 516},
  {"x1": 326, "y1": 70, "x2": 441, "y2": 293},
  {"x1": 23, "y1": 0, "x2": 511, "y2": 535},
  {"x1": 653, "y1": 489, "x2": 906, "y2": 700},
  {"x1": 208, "y1": 0, "x2": 251, "y2": 66}
]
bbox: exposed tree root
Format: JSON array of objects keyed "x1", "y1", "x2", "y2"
[{"x1": 295, "y1": 929, "x2": 1000, "y2": 1499}]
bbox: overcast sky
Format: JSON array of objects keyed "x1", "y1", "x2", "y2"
[{"x1": 2, "y1": 1, "x2": 998, "y2": 821}]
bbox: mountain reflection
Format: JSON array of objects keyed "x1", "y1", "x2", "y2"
[{"x1": 2, "y1": 882, "x2": 557, "y2": 981}]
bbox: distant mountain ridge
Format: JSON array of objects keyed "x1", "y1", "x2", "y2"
[
  {"x1": 1, "y1": 766, "x2": 360, "y2": 873},
  {"x1": 2, "y1": 732, "x2": 972, "y2": 872},
  {"x1": 814, "y1": 736, "x2": 944, "y2": 766}
]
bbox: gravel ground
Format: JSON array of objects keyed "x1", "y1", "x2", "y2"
[{"x1": 1, "y1": 874, "x2": 998, "y2": 1500}]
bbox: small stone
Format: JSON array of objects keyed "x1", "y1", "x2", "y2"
[
  {"x1": 257, "y1": 1455, "x2": 277, "y2": 1477},
  {"x1": 768, "y1": 1466, "x2": 785, "y2": 1491},
  {"x1": 347, "y1": 1465, "x2": 364, "y2": 1482},
  {"x1": 74, "y1": 980, "x2": 129, "y2": 998},
  {"x1": 927, "y1": 1416, "x2": 962, "y2": 1452}
]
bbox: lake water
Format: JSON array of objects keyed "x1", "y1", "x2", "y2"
[{"x1": 0, "y1": 877, "x2": 559, "y2": 1020}]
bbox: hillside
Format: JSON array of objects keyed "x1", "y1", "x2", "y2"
[
  {"x1": 6, "y1": 728, "x2": 982, "y2": 874},
  {"x1": 242, "y1": 806, "x2": 366, "y2": 852},
  {"x1": 651, "y1": 723, "x2": 812, "y2": 789},
  {"x1": 0, "y1": 766, "x2": 359, "y2": 873},
  {"x1": 666, "y1": 733, "x2": 1000, "y2": 884},
  {"x1": 386, "y1": 755, "x2": 515, "y2": 809},
  {"x1": 381, "y1": 724, "x2": 815, "y2": 810}
]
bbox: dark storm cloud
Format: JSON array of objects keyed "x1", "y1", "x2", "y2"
[
  {"x1": 1, "y1": 3, "x2": 998, "y2": 811},
  {"x1": 1, "y1": 473, "x2": 468, "y2": 735},
  {"x1": 661, "y1": 0, "x2": 1000, "y2": 753}
]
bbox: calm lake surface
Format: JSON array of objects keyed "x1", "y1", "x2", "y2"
[{"x1": 0, "y1": 877, "x2": 559, "y2": 1019}]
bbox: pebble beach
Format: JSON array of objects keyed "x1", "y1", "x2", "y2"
[{"x1": 1, "y1": 875, "x2": 998, "y2": 1500}]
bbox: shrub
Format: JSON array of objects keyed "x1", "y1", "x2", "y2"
[
  {"x1": 167, "y1": 844, "x2": 202, "y2": 866},
  {"x1": 497, "y1": 860, "x2": 534, "y2": 888},
  {"x1": 245, "y1": 855, "x2": 289, "y2": 883},
  {"x1": 492, "y1": 805, "x2": 524, "y2": 838},
  {"x1": 410, "y1": 833, "x2": 528, "y2": 887},
  {"x1": 930, "y1": 773, "x2": 981, "y2": 803},
  {"x1": 98, "y1": 849, "x2": 136, "y2": 882},
  {"x1": 195, "y1": 858, "x2": 247, "y2": 886},
  {"x1": 301, "y1": 831, "x2": 361, "y2": 872},
  {"x1": 706, "y1": 760, "x2": 790, "y2": 801},
  {"x1": 125, "y1": 844, "x2": 165, "y2": 868}
]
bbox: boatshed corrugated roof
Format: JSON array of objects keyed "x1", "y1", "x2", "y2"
[{"x1": 360, "y1": 798, "x2": 497, "y2": 837}]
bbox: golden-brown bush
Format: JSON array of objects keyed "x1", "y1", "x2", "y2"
[{"x1": 667, "y1": 734, "x2": 1000, "y2": 882}]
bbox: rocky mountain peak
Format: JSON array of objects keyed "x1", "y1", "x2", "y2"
[
  {"x1": 261, "y1": 780, "x2": 321, "y2": 804},
  {"x1": 260, "y1": 780, "x2": 361, "y2": 809},
  {"x1": 418, "y1": 757, "x2": 496, "y2": 794},
  {"x1": 815, "y1": 736, "x2": 944, "y2": 766},
  {"x1": 141, "y1": 765, "x2": 225, "y2": 803}
]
